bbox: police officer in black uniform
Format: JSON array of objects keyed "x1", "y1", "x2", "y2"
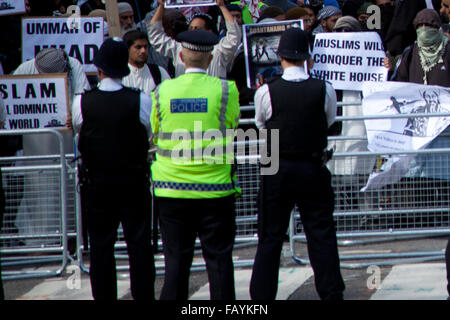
[
  {"x1": 72, "y1": 38, "x2": 155, "y2": 300},
  {"x1": 249, "y1": 28, "x2": 345, "y2": 300},
  {"x1": 0, "y1": 166, "x2": 5, "y2": 301}
]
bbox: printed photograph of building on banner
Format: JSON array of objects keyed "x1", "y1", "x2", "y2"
[
  {"x1": 242, "y1": 19, "x2": 303, "y2": 90},
  {"x1": 165, "y1": 0, "x2": 216, "y2": 8}
]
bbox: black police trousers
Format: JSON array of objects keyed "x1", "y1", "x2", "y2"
[
  {"x1": 156, "y1": 195, "x2": 236, "y2": 300},
  {"x1": 83, "y1": 170, "x2": 155, "y2": 300},
  {"x1": 0, "y1": 167, "x2": 5, "y2": 300},
  {"x1": 250, "y1": 159, "x2": 345, "y2": 300},
  {"x1": 446, "y1": 239, "x2": 450, "y2": 296}
]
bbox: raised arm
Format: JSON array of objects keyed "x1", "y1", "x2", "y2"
[
  {"x1": 150, "y1": 0, "x2": 166, "y2": 24},
  {"x1": 147, "y1": 0, "x2": 179, "y2": 61},
  {"x1": 217, "y1": 0, "x2": 234, "y2": 24}
]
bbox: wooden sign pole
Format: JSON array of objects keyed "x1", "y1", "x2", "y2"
[{"x1": 104, "y1": 0, "x2": 121, "y2": 38}]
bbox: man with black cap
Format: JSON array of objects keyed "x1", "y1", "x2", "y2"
[
  {"x1": 72, "y1": 37, "x2": 155, "y2": 300},
  {"x1": 250, "y1": 27, "x2": 345, "y2": 300},
  {"x1": 150, "y1": 29, "x2": 241, "y2": 300}
]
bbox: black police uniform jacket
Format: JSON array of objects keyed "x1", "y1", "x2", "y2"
[
  {"x1": 266, "y1": 76, "x2": 328, "y2": 160},
  {"x1": 78, "y1": 86, "x2": 149, "y2": 171}
]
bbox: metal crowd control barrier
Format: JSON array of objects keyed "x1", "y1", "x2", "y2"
[
  {"x1": 73, "y1": 142, "x2": 261, "y2": 275},
  {"x1": 73, "y1": 102, "x2": 450, "y2": 276},
  {"x1": 287, "y1": 102, "x2": 450, "y2": 268},
  {"x1": 5, "y1": 102, "x2": 450, "y2": 280},
  {"x1": 0, "y1": 129, "x2": 70, "y2": 279}
]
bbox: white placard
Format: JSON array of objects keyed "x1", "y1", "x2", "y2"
[
  {"x1": 0, "y1": 0, "x2": 26, "y2": 16},
  {"x1": 0, "y1": 74, "x2": 70, "y2": 130},
  {"x1": 310, "y1": 32, "x2": 388, "y2": 91},
  {"x1": 22, "y1": 17, "x2": 104, "y2": 73},
  {"x1": 165, "y1": 0, "x2": 216, "y2": 8}
]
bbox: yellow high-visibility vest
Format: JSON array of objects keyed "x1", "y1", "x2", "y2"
[{"x1": 150, "y1": 72, "x2": 241, "y2": 199}]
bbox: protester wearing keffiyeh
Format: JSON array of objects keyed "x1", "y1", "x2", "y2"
[
  {"x1": 413, "y1": 8, "x2": 448, "y2": 84},
  {"x1": 312, "y1": 5, "x2": 342, "y2": 34}
]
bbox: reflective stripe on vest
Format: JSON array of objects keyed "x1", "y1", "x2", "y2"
[
  {"x1": 154, "y1": 85, "x2": 163, "y2": 129},
  {"x1": 155, "y1": 79, "x2": 231, "y2": 158},
  {"x1": 153, "y1": 181, "x2": 234, "y2": 191},
  {"x1": 150, "y1": 73, "x2": 241, "y2": 199}
]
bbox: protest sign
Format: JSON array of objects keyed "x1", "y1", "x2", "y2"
[
  {"x1": 22, "y1": 17, "x2": 104, "y2": 73},
  {"x1": 360, "y1": 81, "x2": 450, "y2": 191},
  {"x1": 0, "y1": 0, "x2": 26, "y2": 16},
  {"x1": 165, "y1": 0, "x2": 216, "y2": 8},
  {"x1": 310, "y1": 32, "x2": 388, "y2": 91},
  {"x1": 0, "y1": 74, "x2": 70, "y2": 130},
  {"x1": 243, "y1": 19, "x2": 303, "y2": 89}
]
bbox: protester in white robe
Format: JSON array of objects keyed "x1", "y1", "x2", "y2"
[
  {"x1": 13, "y1": 48, "x2": 90, "y2": 244},
  {"x1": 147, "y1": 0, "x2": 242, "y2": 78},
  {"x1": 326, "y1": 16, "x2": 377, "y2": 213},
  {"x1": 122, "y1": 30, "x2": 171, "y2": 95}
]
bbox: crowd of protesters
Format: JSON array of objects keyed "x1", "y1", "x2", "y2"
[{"x1": 1, "y1": 0, "x2": 450, "y2": 301}]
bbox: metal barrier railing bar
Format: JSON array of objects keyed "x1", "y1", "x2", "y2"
[{"x1": 0, "y1": 129, "x2": 69, "y2": 280}]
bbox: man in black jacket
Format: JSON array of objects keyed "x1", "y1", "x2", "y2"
[
  {"x1": 72, "y1": 38, "x2": 155, "y2": 300},
  {"x1": 0, "y1": 166, "x2": 5, "y2": 300}
]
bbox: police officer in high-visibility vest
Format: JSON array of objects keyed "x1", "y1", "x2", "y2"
[
  {"x1": 72, "y1": 38, "x2": 155, "y2": 300},
  {"x1": 250, "y1": 28, "x2": 345, "y2": 300},
  {"x1": 150, "y1": 29, "x2": 241, "y2": 300}
]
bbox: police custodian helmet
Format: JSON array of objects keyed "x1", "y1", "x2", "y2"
[
  {"x1": 277, "y1": 27, "x2": 311, "y2": 61},
  {"x1": 93, "y1": 37, "x2": 130, "y2": 78}
]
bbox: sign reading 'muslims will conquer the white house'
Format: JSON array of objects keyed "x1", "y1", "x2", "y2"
[{"x1": 310, "y1": 32, "x2": 388, "y2": 91}]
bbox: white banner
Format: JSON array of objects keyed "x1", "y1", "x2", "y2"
[
  {"x1": 310, "y1": 32, "x2": 388, "y2": 91},
  {"x1": 22, "y1": 17, "x2": 104, "y2": 73},
  {"x1": 0, "y1": 0, "x2": 26, "y2": 16},
  {"x1": 0, "y1": 74, "x2": 70, "y2": 130},
  {"x1": 361, "y1": 82, "x2": 450, "y2": 191}
]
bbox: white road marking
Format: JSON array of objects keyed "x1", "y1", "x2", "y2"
[
  {"x1": 370, "y1": 263, "x2": 448, "y2": 300},
  {"x1": 189, "y1": 266, "x2": 314, "y2": 300}
]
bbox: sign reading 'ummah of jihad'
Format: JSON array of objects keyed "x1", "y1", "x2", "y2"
[
  {"x1": 310, "y1": 32, "x2": 388, "y2": 91},
  {"x1": 0, "y1": 74, "x2": 70, "y2": 130},
  {"x1": 22, "y1": 17, "x2": 104, "y2": 73}
]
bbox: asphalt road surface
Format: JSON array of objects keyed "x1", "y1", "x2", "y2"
[{"x1": 2, "y1": 236, "x2": 449, "y2": 301}]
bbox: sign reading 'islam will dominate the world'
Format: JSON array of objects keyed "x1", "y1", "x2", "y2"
[
  {"x1": 22, "y1": 17, "x2": 104, "y2": 73},
  {"x1": 0, "y1": 74, "x2": 69, "y2": 130},
  {"x1": 310, "y1": 32, "x2": 388, "y2": 91}
]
